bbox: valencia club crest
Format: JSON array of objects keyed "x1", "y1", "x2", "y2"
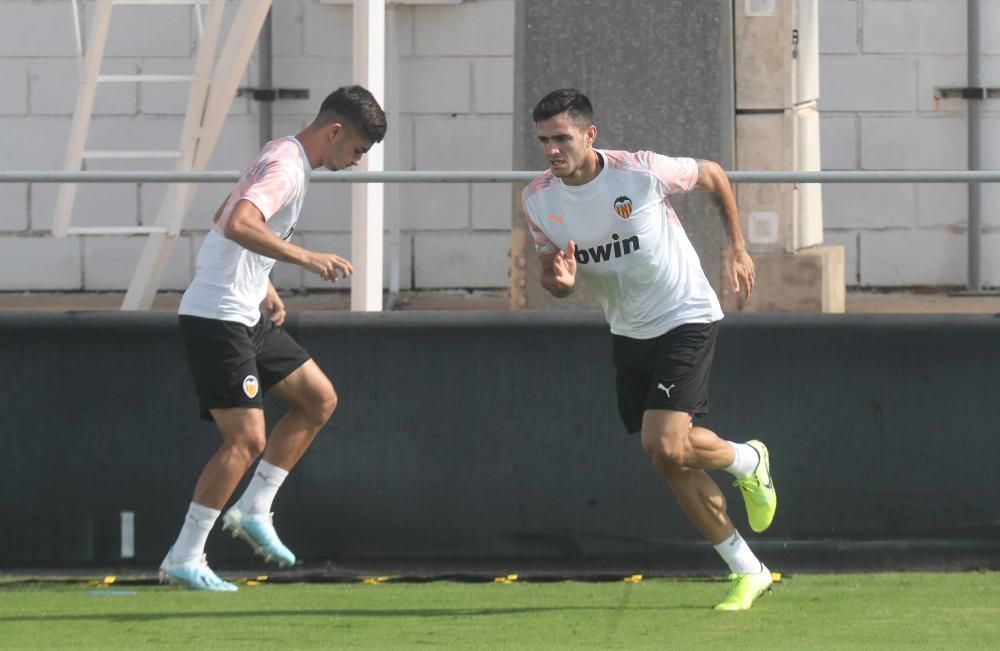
[{"x1": 614, "y1": 195, "x2": 633, "y2": 220}]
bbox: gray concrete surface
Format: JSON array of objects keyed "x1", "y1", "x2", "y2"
[
  {"x1": 2, "y1": 289, "x2": 1000, "y2": 313},
  {"x1": 512, "y1": 0, "x2": 734, "y2": 309}
]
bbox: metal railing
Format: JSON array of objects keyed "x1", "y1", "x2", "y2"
[
  {"x1": 2, "y1": 170, "x2": 1000, "y2": 183},
  {"x1": 2, "y1": 169, "x2": 999, "y2": 299}
]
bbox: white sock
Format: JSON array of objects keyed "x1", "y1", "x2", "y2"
[
  {"x1": 237, "y1": 459, "x2": 289, "y2": 515},
  {"x1": 169, "y1": 502, "x2": 220, "y2": 564},
  {"x1": 724, "y1": 441, "x2": 760, "y2": 479},
  {"x1": 714, "y1": 530, "x2": 763, "y2": 575}
]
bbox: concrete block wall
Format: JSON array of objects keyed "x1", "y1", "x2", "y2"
[
  {"x1": 820, "y1": 0, "x2": 1000, "y2": 287},
  {"x1": 2, "y1": 0, "x2": 998, "y2": 293},
  {"x1": 737, "y1": 104, "x2": 823, "y2": 252},
  {"x1": 735, "y1": 0, "x2": 824, "y2": 260},
  {"x1": 0, "y1": 0, "x2": 513, "y2": 292}
]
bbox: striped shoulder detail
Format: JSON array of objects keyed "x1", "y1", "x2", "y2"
[
  {"x1": 601, "y1": 149, "x2": 659, "y2": 173},
  {"x1": 602, "y1": 149, "x2": 697, "y2": 194},
  {"x1": 600, "y1": 149, "x2": 633, "y2": 171},
  {"x1": 258, "y1": 136, "x2": 300, "y2": 161},
  {"x1": 522, "y1": 171, "x2": 557, "y2": 200}
]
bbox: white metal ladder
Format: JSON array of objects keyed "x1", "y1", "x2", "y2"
[{"x1": 54, "y1": 0, "x2": 273, "y2": 309}]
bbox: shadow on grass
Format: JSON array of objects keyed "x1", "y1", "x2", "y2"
[{"x1": 0, "y1": 604, "x2": 709, "y2": 624}]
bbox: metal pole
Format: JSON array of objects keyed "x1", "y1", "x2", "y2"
[
  {"x1": 387, "y1": 5, "x2": 401, "y2": 303},
  {"x1": 967, "y1": 0, "x2": 982, "y2": 291},
  {"x1": 6, "y1": 170, "x2": 1000, "y2": 184},
  {"x1": 259, "y1": 8, "x2": 274, "y2": 148},
  {"x1": 351, "y1": 0, "x2": 386, "y2": 312}
]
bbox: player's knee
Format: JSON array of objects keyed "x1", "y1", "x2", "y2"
[
  {"x1": 641, "y1": 431, "x2": 688, "y2": 467},
  {"x1": 318, "y1": 385, "x2": 338, "y2": 422},
  {"x1": 228, "y1": 432, "x2": 266, "y2": 465},
  {"x1": 245, "y1": 432, "x2": 267, "y2": 459},
  {"x1": 303, "y1": 382, "x2": 337, "y2": 427}
]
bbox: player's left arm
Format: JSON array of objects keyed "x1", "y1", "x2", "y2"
[
  {"x1": 695, "y1": 159, "x2": 755, "y2": 301},
  {"x1": 262, "y1": 279, "x2": 286, "y2": 326}
]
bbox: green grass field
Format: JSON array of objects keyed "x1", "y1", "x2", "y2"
[{"x1": 1, "y1": 573, "x2": 998, "y2": 649}]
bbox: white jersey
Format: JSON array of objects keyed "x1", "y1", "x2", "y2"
[
  {"x1": 522, "y1": 148, "x2": 723, "y2": 339},
  {"x1": 179, "y1": 136, "x2": 310, "y2": 327}
]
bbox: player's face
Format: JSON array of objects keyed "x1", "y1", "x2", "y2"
[
  {"x1": 535, "y1": 112, "x2": 596, "y2": 180},
  {"x1": 322, "y1": 123, "x2": 373, "y2": 171}
]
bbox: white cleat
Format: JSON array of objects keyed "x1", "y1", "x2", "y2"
[
  {"x1": 158, "y1": 548, "x2": 237, "y2": 592},
  {"x1": 222, "y1": 505, "x2": 296, "y2": 568}
]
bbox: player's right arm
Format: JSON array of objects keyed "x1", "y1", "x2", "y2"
[
  {"x1": 224, "y1": 199, "x2": 353, "y2": 282},
  {"x1": 539, "y1": 240, "x2": 577, "y2": 298},
  {"x1": 523, "y1": 185, "x2": 575, "y2": 297}
]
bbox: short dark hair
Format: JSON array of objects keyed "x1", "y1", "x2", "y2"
[
  {"x1": 532, "y1": 88, "x2": 594, "y2": 125},
  {"x1": 316, "y1": 85, "x2": 387, "y2": 143}
]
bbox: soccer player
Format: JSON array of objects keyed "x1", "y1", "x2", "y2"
[
  {"x1": 521, "y1": 89, "x2": 776, "y2": 610},
  {"x1": 159, "y1": 85, "x2": 386, "y2": 591}
]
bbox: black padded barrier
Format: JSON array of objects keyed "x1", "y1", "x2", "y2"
[{"x1": 1, "y1": 311, "x2": 998, "y2": 572}]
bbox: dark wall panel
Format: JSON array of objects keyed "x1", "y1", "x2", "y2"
[{"x1": 1, "y1": 312, "x2": 998, "y2": 570}]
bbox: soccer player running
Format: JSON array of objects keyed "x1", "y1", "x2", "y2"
[
  {"x1": 159, "y1": 86, "x2": 386, "y2": 591},
  {"x1": 522, "y1": 89, "x2": 776, "y2": 610}
]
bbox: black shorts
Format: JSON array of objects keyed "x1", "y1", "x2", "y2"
[
  {"x1": 178, "y1": 314, "x2": 312, "y2": 421},
  {"x1": 612, "y1": 321, "x2": 719, "y2": 434}
]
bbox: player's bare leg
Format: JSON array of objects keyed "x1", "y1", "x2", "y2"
[
  {"x1": 262, "y1": 360, "x2": 337, "y2": 469},
  {"x1": 195, "y1": 408, "x2": 268, "y2": 509},
  {"x1": 640, "y1": 409, "x2": 772, "y2": 610},
  {"x1": 160, "y1": 408, "x2": 265, "y2": 591},
  {"x1": 223, "y1": 360, "x2": 337, "y2": 567},
  {"x1": 640, "y1": 410, "x2": 735, "y2": 543}
]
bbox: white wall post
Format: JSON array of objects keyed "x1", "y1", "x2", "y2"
[{"x1": 351, "y1": 0, "x2": 386, "y2": 311}]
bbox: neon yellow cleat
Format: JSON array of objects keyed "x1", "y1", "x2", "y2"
[
  {"x1": 733, "y1": 439, "x2": 776, "y2": 533},
  {"x1": 714, "y1": 565, "x2": 773, "y2": 611}
]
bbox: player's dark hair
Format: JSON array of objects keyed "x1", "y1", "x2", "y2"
[
  {"x1": 316, "y1": 85, "x2": 387, "y2": 143},
  {"x1": 532, "y1": 88, "x2": 594, "y2": 126}
]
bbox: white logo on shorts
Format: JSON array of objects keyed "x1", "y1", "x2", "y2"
[
  {"x1": 242, "y1": 375, "x2": 260, "y2": 399},
  {"x1": 656, "y1": 382, "x2": 675, "y2": 397}
]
